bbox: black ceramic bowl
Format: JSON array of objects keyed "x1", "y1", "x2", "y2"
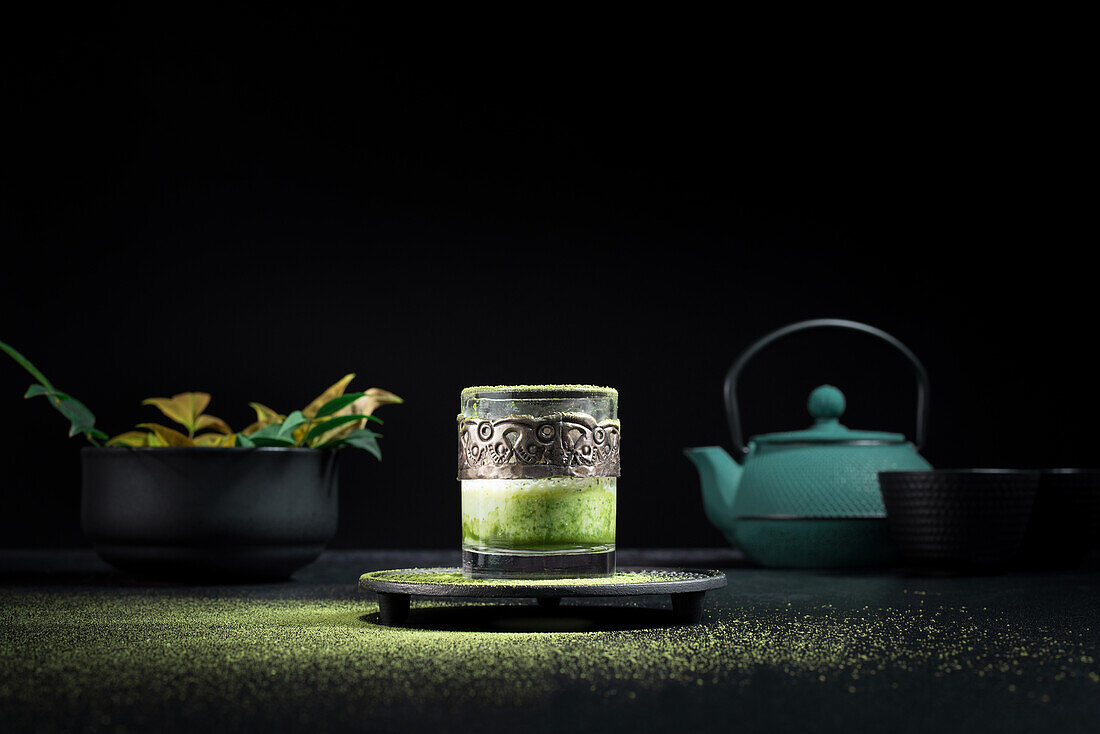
[
  {"x1": 878, "y1": 469, "x2": 1039, "y2": 574},
  {"x1": 1019, "y1": 469, "x2": 1100, "y2": 567},
  {"x1": 82, "y1": 447, "x2": 339, "y2": 581}
]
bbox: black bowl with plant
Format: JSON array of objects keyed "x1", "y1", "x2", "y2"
[{"x1": 2, "y1": 340, "x2": 402, "y2": 581}]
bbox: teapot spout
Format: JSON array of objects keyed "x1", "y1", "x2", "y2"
[{"x1": 684, "y1": 446, "x2": 743, "y2": 544}]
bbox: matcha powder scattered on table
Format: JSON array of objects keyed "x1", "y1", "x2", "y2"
[{"x1": 0, "y1": 589, "x2": 1096, "y2": 731}]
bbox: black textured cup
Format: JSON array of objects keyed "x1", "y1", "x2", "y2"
[
  {"x1": 1019, "y1": 469, "x2": 1100, "y2": 568},
  {"x1": 82, "y1": 447, "x2": 339, "y2": 581},
  {"x1": 879, "y1": 470, "x2": 1039, "y2": 574}
]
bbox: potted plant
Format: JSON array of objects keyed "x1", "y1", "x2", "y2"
[{"x1": 1, "y1": 340, "x2": 402, "y2": 581}]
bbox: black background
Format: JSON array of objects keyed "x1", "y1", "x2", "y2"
[{"x1": 1, "y1": 10, "x2": 1093, "y2": 549}]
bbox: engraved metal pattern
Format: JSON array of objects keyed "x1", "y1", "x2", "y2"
[{"x1": 458, "y1": 412, "x2": 620, "y2": 479}]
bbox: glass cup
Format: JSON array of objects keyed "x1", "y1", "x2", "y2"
[{"x1": 457, "y1": 385, "x2": 619, "y2": 578}]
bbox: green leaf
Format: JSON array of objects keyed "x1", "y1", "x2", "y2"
[
  {"x1": 24, "y1": 384, "x2": 58, "y2": 399},
  {"x1": 23, "y1": 386, "x2": 101, "y2": 440},
  {"x1": 341, "y1": 429, "x2": 382, "y2": 460},
  {"x1": 248, "y1": 424, "x2": 282, "y2": 440},
  {"x1": 314, "y1": 393, "x2": 365, "y2": 419},
  {"x1": 236, "y1": 432, "x2": 256, "y2": 448},
  {"x1": 55, "y1": 397, "x2": 96, "y2": 436},
  {"x1": 248, "y1": 411, "x2": 308, "y2": 445},
  {"x1": 277, "y1": 410, "x2": 307, "y2": 440},
  {"x1": 249, "y1": 436, "x2": 298, "y2": 448},
  {"x1": 317, "y1": 428, "x2": 382, "y2": 460},
  {"x1": 303, "y1": 414, "x2": 370, "y2": 444}
]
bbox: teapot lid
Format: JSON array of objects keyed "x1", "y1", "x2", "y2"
[{"x1": 752, "y1": 385, "x2": 907, "y2": 446}]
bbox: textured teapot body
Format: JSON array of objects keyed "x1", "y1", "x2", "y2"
[
  {"x1": 730, "y1": 440, "x2": 931, "y2": 567},
  {"x1": 733, "y1": 440, "x2": 932, "y2": 519},
  {"x1": 688, "y1": 439, "x2": 932, "y2": 567}
]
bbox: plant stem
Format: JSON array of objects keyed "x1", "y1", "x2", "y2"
[
  {"x1": 3, "y1": 339, "x2": 105, "y2": 447},
  {"x1": 0, "y1": 340, "x2": 55, "y2": 390}
]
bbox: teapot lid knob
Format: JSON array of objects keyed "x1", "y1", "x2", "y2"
[{"x1": 808, "y1": 384, "x2": 845, "y2": 420}]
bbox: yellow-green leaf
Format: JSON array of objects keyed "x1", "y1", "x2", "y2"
[
  {"x1": 141, "y1": 393, "x2": 211, "y2": 434},
  {"x1": 242, "y1": 402, "x2": 285, "y2": 436},
  {"x1": 195, "y1": 414, "x2": 232, "y2": 434},
  {"x1": 192, "y1": 433, "x2": 230, "y2": 447},
  {"x1": 249, "y1": 402, "x2": 284, "y2": 425},
  {"x1": 359, "y1": 388, "x2": 404, "y2": 416},
  {"x1": 136, "y1": 423, "x2": 195, "y2": 447},
  {"x1": 301, "y1": 374, "x2": 355, "y2": 419},
  {"x1": 191, "y1": 432, "x2": 236, "y2": 447},
  {"x1": 305, "y1": 414, "x2": 366, "y2": 446},
  {"x1": 106, "y1": 431, "x2": 152, "y2": 447}
]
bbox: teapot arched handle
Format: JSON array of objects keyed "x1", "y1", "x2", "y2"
[{"x1": 724, "y1": 319, "x2": 930, "y2": 455}]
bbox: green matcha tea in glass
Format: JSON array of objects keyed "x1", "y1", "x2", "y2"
[{"x1": 458, "y1": 385, "x2": 619, "y2": 578}]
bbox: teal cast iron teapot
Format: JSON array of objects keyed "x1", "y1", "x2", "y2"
[{"x1": 685, "y1": 319, "x2": 932, "y2": 567}]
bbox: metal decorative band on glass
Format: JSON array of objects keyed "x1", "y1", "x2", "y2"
[
  {"x1": 457, "y1": 385, "x2": 619, "y2": 579},
  {"x1": 458, "y1": 413, "x2": 620, "y2": 479}
]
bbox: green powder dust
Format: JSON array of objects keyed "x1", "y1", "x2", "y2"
[{"x1": 0, "y1": 589, "x2": 1096, "y2": 731}]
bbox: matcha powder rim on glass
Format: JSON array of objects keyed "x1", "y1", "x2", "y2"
[{"x1": 460, "y1": 385, "x2": 619, "y2": 399}]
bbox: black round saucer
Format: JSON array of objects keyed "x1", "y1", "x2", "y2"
[{"x1": 358, "y1": 567, "x2": 727, "y2": 626}]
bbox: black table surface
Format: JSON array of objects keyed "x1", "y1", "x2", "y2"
[{"x1": 2, "y1": 549, "x2": 1098, "y2": 734}]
